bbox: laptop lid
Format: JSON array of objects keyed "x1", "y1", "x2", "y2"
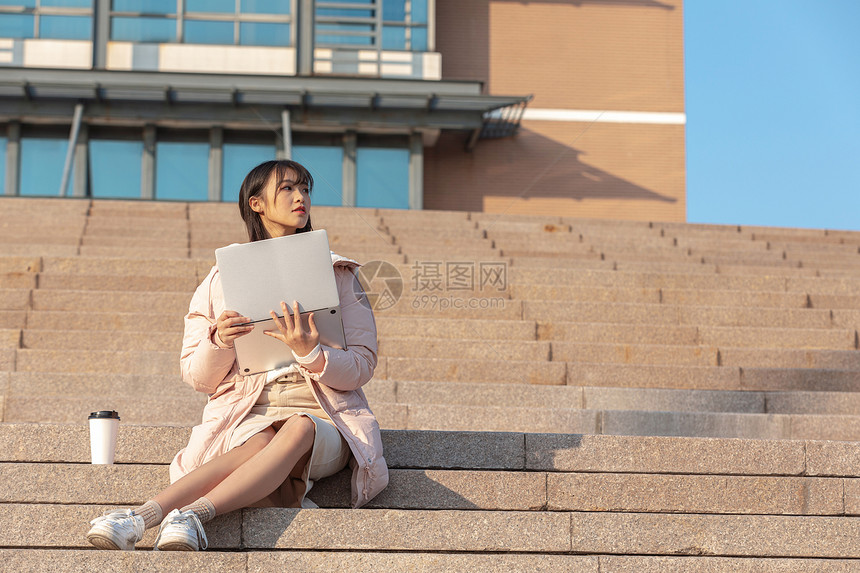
[{"x1": 214, "y1": 229, "x2": 346, "y2": 375}]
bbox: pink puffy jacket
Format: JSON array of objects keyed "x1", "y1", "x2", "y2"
[{"x1": 168, "y1": 253, "x2": 389, "y2": 509}]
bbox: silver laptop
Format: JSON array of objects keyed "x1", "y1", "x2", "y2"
[{"x1": 214, "y1": 229, "x2": 346, "y2": 375}]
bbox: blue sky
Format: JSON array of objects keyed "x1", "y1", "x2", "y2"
[{"x1": 684, "y1": 0, "x2": 860, "y2": 232}]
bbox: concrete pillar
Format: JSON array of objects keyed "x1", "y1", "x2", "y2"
[
  {"x1": 297, "y1": 0, "x2": 315, "y2": 76},
  {"x1": 72, "y1": 123, "x2": 88, "y2": 198},
  {"x1": 208, "y1": 126, "x2": 223, "y2": 201},
  {"x1": 342, "y1": 132, "x2": 356, "y2": 207},
  {"x1": 4, "y1": 121, "x2": 20, "y2": 196},
  {"x1": 141, "y1": 125, "x2": 156, "y2": 199},
  {"x1": 409, "y1": 131, "x2": 423, "y2": 210}
]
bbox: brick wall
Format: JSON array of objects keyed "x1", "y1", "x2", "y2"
[{"x1": 431, "y1": 0, "x2": 686, "y2": 222}]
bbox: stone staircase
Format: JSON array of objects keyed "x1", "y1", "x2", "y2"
[{"x1": 1, "y1": 196, "x2": 859, "y2": 570}]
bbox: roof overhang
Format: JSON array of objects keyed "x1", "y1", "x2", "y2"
[{"x1": 0, "y1": 68, "x2": 529, "y2": 135}]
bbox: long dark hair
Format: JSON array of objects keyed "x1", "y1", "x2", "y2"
[{"x1": 238, "y1": 159, "x2": 314, "y2": 242}]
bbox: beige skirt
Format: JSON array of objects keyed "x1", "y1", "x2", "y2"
[{"x1": 229, "y1": 372, "x2": 351, "y2": 507}]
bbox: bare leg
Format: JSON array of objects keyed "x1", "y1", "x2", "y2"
[
  {"x1": 204, "y1": 415, "x2": 315, "y2": 515},
  {"x1": 151, "y1": 426, "x2": 276, "y2": 514}
]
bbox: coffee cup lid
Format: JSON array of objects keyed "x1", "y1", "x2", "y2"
[{"x1": 89, "y1": 410, "x2": 120, "y2": 420}]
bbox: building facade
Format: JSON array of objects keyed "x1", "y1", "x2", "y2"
[{"x1": 0, "y1": 0, "x2": 684, "y2": 222}]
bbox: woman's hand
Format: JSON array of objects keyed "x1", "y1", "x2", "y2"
[
  {"x1": 265, "y1": 300, "x2": 320, "y2": 357},
  {"x1": 215, "y1": 310, "x2": 253, "y2": 348}
]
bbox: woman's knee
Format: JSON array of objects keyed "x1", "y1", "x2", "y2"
[
  {"x1": 242, "y1": 426, "x2": 276, "y2": 454},
  {"x1": 272, "y1": 415, "x2": 315, "y2": 450}
]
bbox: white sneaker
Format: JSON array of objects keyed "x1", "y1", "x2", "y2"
[
  {"x1": 87, "y1": 509, "x2": 145, "y2": 550},
  {"x1": 154, "y1": 509, "x2": 209, "y2": 551}
]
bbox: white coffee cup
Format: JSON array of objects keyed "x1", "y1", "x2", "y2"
[{"x1": 88, "y1": 410, "x2": 120, "y2": 464}]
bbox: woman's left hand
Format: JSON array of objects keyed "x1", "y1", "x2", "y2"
[{"x1": 264, "y1": 300, "x2": 320, "y2": 357}]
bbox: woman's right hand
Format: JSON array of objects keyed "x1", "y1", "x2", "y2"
[{"x1": 215, "y1": 310, "x2": 253, "y2": 348}]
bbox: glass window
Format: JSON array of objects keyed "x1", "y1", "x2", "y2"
[
  {"x1": 411, "y1": 0, "x2": 427, "y2": 24},
  {"x1": 293, "y1": 145, "x2": 343, "y2": 207},
  {"x1": 39, "y1": 15, "x2": 93, "y2": 40},
  {"x1": 222, "y1": 143, "x2": 274, "y2": 203},
  {"x1": 240, "y1": 0, "x2": 290, "y2": 15},
  {"x1": 112, "y1": 0, "x2": 175, "y2": 13},
  {"x1": 381, "y1": 25, "x2": 404, "y2": 50},
  {"x1": 356, "y1": 147, "x2": 408, "y2": 209},
  {"x1": 90, "y1": 140, "x2": 143, "y2": 199},
  {"x1": 0, "y1": 137, "x2": 6, "y2": 195},
  {"x1": 42, "y1": 0, "x2": 93, "y2": 7},
  {"x1": 411, "y1": 26, "x2": 426, "y2": 51},
  {"x1": 20, "y1": 138, "x2": 71, "y2": 197},
  {"x1": 317, "y1": 7, "x2": 373, "y2": 18},
  {"x1": 155, "y1": 141, "x2": 208, "y2": 201},
  {"x1": 111, "y1": 16, "x2": 176, "y2": 42},
  {"x1": 0, "y1": 0, "x2": 36, "y2": 7},
  {"x1": 239, "y1": 21, "x2": 289, "y2": 46},
  {"x1": 382, "y1": 0, "x2": 405, "y2": 22},
  {"x1": 185, "y1": 0, "x2": 233, "y2": 12},
  {"x1": 0, "y1": 14, "x2": 35, "y2": 39},
  {"x1": 184, "y1": 20, "x2": 233, "y2": 44}
]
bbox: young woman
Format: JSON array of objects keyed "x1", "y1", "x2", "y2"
[{"x1": 87, "y1": 159, "x2": 388, "y2": 551}]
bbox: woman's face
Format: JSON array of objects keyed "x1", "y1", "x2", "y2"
[{"x1": 249, "y1": 168, "x2": 310, "y2": 238}]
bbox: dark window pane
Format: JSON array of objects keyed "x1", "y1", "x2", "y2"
[
  {"x1": 382, "y1": 0, "x2": 405, "y2": 22},
  {"x1": 316, "y1": 33, "x2": 371, "y2": 46},
  {"x1": 222, "y1": 143, "x2": 275, "y2": 203},
  {"x1": 240, "y1": 0, "x2": 290, "y2": 15},
  {"x1": 411, "y1": 0, "x2": 427, "y2": 24},
  {"x1": 90, "y1": 140, "x2": 143, "y2": 199},
  {"x1": 356, "y1": 147, "x2": 409, "y2": 209},
  {"x1": 381, "y1": 25, "x2": 404, "y2": 50},
  {"x1": 40, "y1": 15, "x2": 93, "y2": 40},
  {"x1": 411, "y1": 25, "x2": 427, "y2": 51},
  {"x1": 316, "y1": 22, "x2": 373, "y2": 46},
  {"x1": 42, "y1": 0, "x2": 93, "y2": 7},
  {"x1": 186, "y1": 0, "x2": 233, "y2": 12},
  {"x1": 20, "y1": 138, "x2": 70, "y2": 197},
  {"x1": 0, "y1": 137, "x2": 6, "y2": 195},
  {"x1": 185, "y1": 20, "x2": 233, "y2": 44},
  {"x1": 317, "y1": 8, "x2": 373, "y2": 18},
  {"x1": 317, "y1": 22, "x2": 372, "y2": 33},
  {"x1": 293, "y1": 145, "x2": 343, "y2": 207},
  {"x1": 111, "y1": 16, "x2": 176, "y2": 42},
  {"x1": 0, "y1": 14, "x2": 34, "y2": 39},
  {"x1": 155, "y1": 141, "x2": 208, "y2": 201},
  {"x1": 239, "y1": 21, "x2": 289, "y2": 46},
  {"x1": 112, "y1": 0, "x2": 176, "y2": 14}
]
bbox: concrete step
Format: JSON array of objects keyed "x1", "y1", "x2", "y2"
[
  {"x1": 26, "y1": 310, "x2": 180, "y2": 332},
  {"x1": 385, "y1": 357, "x2": 566, "y2": 385},
  {"x1": 40, "y1": 256, "x2": 199, "y2": 278},
  {"x1": 378, "y1": 337, "x2": 549, "y2": 361},
  {"x1": 381, "y1": 379, "x2": 767, "y2": 414},
  {"x1": 21, "y1": 329, "x2": 181, "y2": 351},
  {"x1": 0, "y1": 462, "x2": 846, "y2": 516},
  {"x1": 8, "y1": 504, "x2": 858, "y2": 558},
  {"x1": 0, "y1": 244, "x2": 79, "y2": 256},
  {"x1": 376, "y1": 316, "x2": 538, "y2": 340},
  {"x1": 31, "y1": 290, "x2": 190, "y2": 314},
  {"x1": 696, "y1": 326, "x2": 858, "y2": 350},
  {"x1": 36, "y1": 273, "x2": 198, "y2": 291},
  {"x1": 78, "y1": 246, "x2": 191, "y2": 259},
  {"x1": 5, "y1": 424, "x2": 854, "y2": 476},
  {"x1": 565, "y1": 363, "x2": 860, "y2": 392},
  {"x1": 14, "y1": 349, "x2": 178, "y2": 375},
  {"x1": 719, "y1": 347, "x2": 860, "y2": 370},
  {"x1": 525, "y1": 301, "x2": 834, "y2": 329},
  {"x1": 551, "y1": 341, "x2": 717, "y2": 366}
]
